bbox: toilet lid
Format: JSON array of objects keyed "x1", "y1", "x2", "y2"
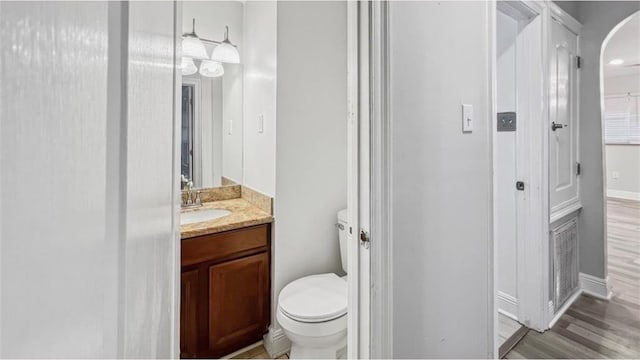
[{"x1": 278, "y1": 273, "x2": 347, "y2": 323}]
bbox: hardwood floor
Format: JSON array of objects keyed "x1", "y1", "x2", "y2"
[{"x1": 506, "y1": 198, "x2": 640, "y2": 359}]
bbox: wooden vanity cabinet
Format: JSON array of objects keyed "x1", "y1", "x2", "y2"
[{"x1": 180, "y1": 224, "x2": 271, "y2": 358}]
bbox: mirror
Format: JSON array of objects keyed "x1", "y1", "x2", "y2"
[
  {"x1": 181, "y1": 63, "x2": 243, "y2": 189},
  {"x1": 181, "y1": 1, "x2": 244, "y2": 190}
]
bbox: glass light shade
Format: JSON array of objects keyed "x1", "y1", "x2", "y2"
[
  {"x1": 181, "y1": 57, "x2": 197, "y2": 76},
  {"x1": 210, "y1": 42, "x2": 240, "y2": 64},
  {"x1": 199, "y1": 60, "x2": 224, "y2": 78},
  {"x1": 182, "y1": 36, "x2": 209, "y2": 60}
]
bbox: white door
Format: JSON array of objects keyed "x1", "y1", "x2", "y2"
[{"x1": 549, "y1": 19, "x2": 580, "y2": 214}]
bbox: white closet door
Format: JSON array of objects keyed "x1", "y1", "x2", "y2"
[{"x1": 549, "y1": 19, "x2": 580, "y2": 214}]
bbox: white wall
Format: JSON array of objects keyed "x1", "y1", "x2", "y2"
[
  {"x1": 212, "y1": 76, "x2": 224, "y2": 186},
  {"x1": 606, "y1": 145, "x2": 640, "y2": 197},
  {"x1": 273, "y1": 0, "x2": 347, "y2": 336},
  {"x1": 388, "y1": 2, "x2": 493, "y2": 357},
  {"x1": 496, "y1": 10, "x2": 518, "y2": 310},
  {"x1": 222, "y1": 64, "x2": 245, "y2": 184},
  {"x1": 243, "y1": 1, "x2": 277, "y2": 196},
  {"x1": 605, "y1": 73, "x2": 640, "y2": 198},
  {"x1": 604, "y1": 73, "x2": 640, "y2": 95},
  {"x1": 0, "y1": 1, "x2": 179, "y2": 357},
  {"x1": 182, "y1": 1, "x2": 243, "y2": 52}
]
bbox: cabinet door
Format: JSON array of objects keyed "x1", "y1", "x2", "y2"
[
  {"x1": 208, "y1": 252, "x2": 269, "y2": 356},
  {"x1": 180, "y1": 269, "x2": 199, "y2": 358},
  {"x1": 549, "y1": 18, "x2": 580, "y2": 215}
]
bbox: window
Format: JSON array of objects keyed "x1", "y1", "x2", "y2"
[{"x1": 604, "y1": 94, "x2": 640, "y2": 144}]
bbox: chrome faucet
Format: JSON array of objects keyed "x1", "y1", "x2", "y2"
[{"x1": 181, "y1": 177, "x2": 202, "y2": 209}]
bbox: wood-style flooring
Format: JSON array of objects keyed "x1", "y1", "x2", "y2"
[{"x1": 506, "y1": 198, "x2": 640, "y2": 359}]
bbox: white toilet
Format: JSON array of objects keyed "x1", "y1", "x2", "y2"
[{"x1": 277, "y1": 209, "x2": 348, "y2": 359}]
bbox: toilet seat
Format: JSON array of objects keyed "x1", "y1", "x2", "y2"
[{"x1": 278, "y1": 273, "x2": 347, "y2": 323}]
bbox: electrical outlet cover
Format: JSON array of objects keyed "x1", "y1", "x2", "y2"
[{"x1": 497, "y1": 112, "x2": 516, "y2": 132}]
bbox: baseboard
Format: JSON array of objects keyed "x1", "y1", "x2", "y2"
[
  {"x1": 498, "y1": 291, "x2": 519, "y2": 321},
  {"x1": 607, "y1": 190, "x2": 640, "y2": 201},
  {"x1": 263, "y1": 326, "x2": 290, "y2": 358},
  {"x1": 548, "y1": 289, "x2": 581, "y2": 329},
  {"x1": 580, "y1": 273, "x2": 612, "y2": 300}
]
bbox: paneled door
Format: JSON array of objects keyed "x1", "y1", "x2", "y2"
[
  {"x1": 208, "y1": 252, "x2": 270, "y2": 357},
  {"x1": 549, "y1": 18, "x2": 580, "y2": 216}
]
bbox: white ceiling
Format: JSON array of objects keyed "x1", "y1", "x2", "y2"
[{"x1": 603, "y1": 12, "x2": 640, "y2": 79}]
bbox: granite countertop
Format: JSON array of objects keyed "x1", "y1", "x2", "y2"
[{"x1": 180, "y1": 198, "x2": 273, "y2": 239}]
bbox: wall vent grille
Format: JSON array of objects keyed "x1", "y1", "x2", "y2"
[{"x1": 553, "y1": 217, "x2": 579, "y2": 311}]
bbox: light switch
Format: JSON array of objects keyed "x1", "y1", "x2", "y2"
[
  {"x1": 462, "y1": 104, "x2": 473, "y2": 133},
  {"x1": 257, "y1": 114, "x2": 264, "y2": 133}
]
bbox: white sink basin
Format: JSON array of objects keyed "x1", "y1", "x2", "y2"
[{"x1": 181, "y1": 208, "x2": 231, "y2": 225}]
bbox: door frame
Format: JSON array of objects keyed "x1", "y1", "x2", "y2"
[
  {"x1": 599, "y1": 10, "x2": 639, "y2": 304},
  {"x1": 492, "y1": 0, "x2": 551, "y2": 343},
  {"x1": 368, "y1": 1, "x2": 393, "y2": 358},
  {"x1": 347, "y1": 1, "x2": 371, "y2": 358},
  {"x1": 492, "y1": 1, "x2": 583, "y2": 342}
]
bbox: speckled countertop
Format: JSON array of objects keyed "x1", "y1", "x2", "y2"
[{"x1": 180, "y1": 198, "x2": 273, "y2": 239}]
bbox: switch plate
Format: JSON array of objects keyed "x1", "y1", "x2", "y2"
[
  {"x1": 497, "y1": 112, "x2": 517, "y2": 132},
  {"x1": 612, "y1": 171, "x2": 620, "y2": 180},
  {"x1": 257, "y1": 114, "x2": 264, "y2": 133},
  {"x1": 228, "y1": 119, "x2": 233, "y2": 135},
  {"x1": 462, "y1": 104, "x2": 473, "y2": 133}
]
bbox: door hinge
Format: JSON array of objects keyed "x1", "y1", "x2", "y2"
[
  {"x1": 576, "y1": 162, "x2": 581, "y2": 175},
  {"x1": 576, "y1": 56, "x2": 582, "y2": 69},
  {"x1": 360, "y1": 230, "x2": 370, "y2": 249}
]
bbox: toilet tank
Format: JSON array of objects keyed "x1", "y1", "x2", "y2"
[{"x1": 337, "y1": 209, "x2": 348, "y2": 273}]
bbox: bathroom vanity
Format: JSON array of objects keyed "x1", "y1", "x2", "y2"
[{"x1": 179, "y1": 187, "x2": 273, "y2": 358}]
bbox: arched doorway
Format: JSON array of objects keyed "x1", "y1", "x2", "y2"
[{"x1": 600, "y1": 10, "x2": 640, "y2": 305}]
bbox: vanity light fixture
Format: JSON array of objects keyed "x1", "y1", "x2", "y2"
[
  {"x1": 210, "y1": 26, "x2": 240, "y2": 64},
  {"x1": 181, "y1": 21, "x2": 241, "y2": 77},
  {"x1": 608, "y1": 58, "x2": 624, "y2": 65},
  {"x1": 199, "y1": 60, "x2": 224, "y2": 78},
  {"x1": 182, "y1": 19, "x2": 209, "y2": 60},
  {"x1": 181, "y1": 57, "x2": 198, "y2": 76}
]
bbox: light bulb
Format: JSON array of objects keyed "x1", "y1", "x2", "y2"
[
  {"x1": 181, "y1": 57, "x2": 197, "y2": 76},
  {"x1": 199, "y1": 60, "x2": 224, "y2": 78}
]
